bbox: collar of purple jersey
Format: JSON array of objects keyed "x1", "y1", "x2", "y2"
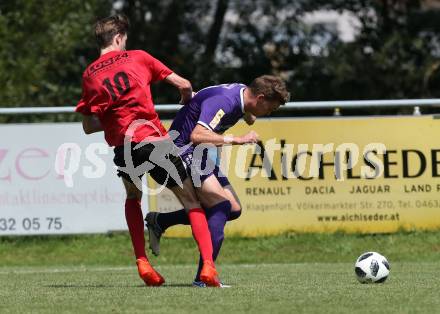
[{"x1": 240, "y1": 87, "x2": 245, "y2": 113}]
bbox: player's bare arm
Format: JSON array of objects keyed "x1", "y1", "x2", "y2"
[
  {"x1": 190, "y1": 124, "x2": 259, "y2": 146},
  {"x1": 164, "y1": 73, "x2": 193, "y2": 104},
  {"x1": 82, "y1": 115, "x2": 103, "y2": 134}
]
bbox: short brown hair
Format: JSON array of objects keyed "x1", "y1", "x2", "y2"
[
  {"x1": 94, "y1": 14, "x2": 129, "y2": 49},
  {"x1": 249, "y1": 75, "x2": 290, "y2": 104}
]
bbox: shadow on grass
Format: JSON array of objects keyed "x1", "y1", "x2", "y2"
[
  {"x1": 45, "y1": 283, "x2": 193, "y2": 288},
  {"x1": 46, "y1": 284, "x2": 144, "y2": 288}
]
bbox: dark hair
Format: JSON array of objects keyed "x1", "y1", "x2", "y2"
[
  {"x1": 94, "y1": 14, "x2": 129, "y2": 49},
  {"x1": 249, "y1": 75, "x2": 290, "y2": 104}
]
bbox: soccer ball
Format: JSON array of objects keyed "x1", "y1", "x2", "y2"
[{"x1": 354, "y1": 252, "x2": 390, "y2": 283}]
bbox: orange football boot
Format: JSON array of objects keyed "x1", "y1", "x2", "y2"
[
  {"x1": 136, "y1": 259, "x2": 165, "y2": 286},
  {"x1": 199, "y1": 260, "x2": 221, "y2": 287}
]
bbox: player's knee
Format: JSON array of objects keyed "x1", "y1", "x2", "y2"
[
  {"x1": 126, "y1": 192, "x2": 141, "y2": 200},
  {"x1": 228, "y1": 198, "x2": 241, "y2": 221},
  {"x1": 125, "y1": 187, "x2": 142, "y2": 200},
  {"x1": 122, "y1": 179, "x2": 142, "y2": 200},
  {"x1": 228, "y1": 210, "x2": 242, "y2": 221},
  {"x1": 172, "y1": 180, "x2": 201, "y2": 209},
  {"x1": 230, "y1": 199, "x2": 241, "y2": 212},
  {"x1": 179, "y1": 190, "x2": 200, "y2": 208}
]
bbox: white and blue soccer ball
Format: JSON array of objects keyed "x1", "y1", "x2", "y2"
[{"x1": 354, "y1": 252, "x2": 390, "y2": 283}]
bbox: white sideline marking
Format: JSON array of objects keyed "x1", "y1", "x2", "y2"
[{"x1": 0, "y1": 263, "x2": 313, "y2": 275}]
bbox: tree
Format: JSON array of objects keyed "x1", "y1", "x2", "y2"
[
  {"x1": 2, "y1": 0, "x2": 440, "y2": 111},
  {"x1": 0, "y1": 0, "x2": 111, "y2": 108}
]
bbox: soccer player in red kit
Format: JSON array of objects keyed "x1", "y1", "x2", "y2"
[{"x1": 75, "y1": 14, "x2": 220, "y2": 287}]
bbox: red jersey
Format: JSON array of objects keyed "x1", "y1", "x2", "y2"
[{"x1": 76, "y1": 50, "x2": 172, "y2": 146}]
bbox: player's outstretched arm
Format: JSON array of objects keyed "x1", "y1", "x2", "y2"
[
  {"x1": 190, "y1": 124, "x2": 259, "y2": 146},
  {"x1": 164, "y1": 73, "x2": 193, "y2": 104},
  {"x1": 82, "y1": 115, "x2": 103, "y2": 134}
]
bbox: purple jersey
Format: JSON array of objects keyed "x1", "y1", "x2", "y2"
[{"x1": 170, "y1": 83, "x2": 245, "y2": 153}]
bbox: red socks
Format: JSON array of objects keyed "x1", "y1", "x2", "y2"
[
  {"x1": 125, "y1": 199, "x2": 147, "y2": 261},
  {"x1": 187, "y1": 208, "x2": 214, "y2": 263},
  {"x1": 125, "y1": 202, "x2": 212, "y2": 264}
]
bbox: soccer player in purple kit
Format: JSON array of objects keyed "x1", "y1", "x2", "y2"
[{"x1": 146, "y1": 75, "x2": 289, "y2": 287}]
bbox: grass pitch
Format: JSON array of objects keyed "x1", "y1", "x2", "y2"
[
  {"x1": 0, "y1": 263, "x2": 439, "y2": 314},
  {"x1": 0, "y1": 232, "x2": 440, "y2": 313}
]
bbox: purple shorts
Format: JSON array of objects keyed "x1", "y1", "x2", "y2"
[{"x1": 181, "y1": 151, "x2": 230, "y2": 188}]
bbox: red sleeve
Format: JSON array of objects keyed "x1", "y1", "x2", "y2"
[
  {"x1": 75, "y1": 75, "x2": 108, "y2": 116},
  {"x1": 75, "y1": 77, "x2": 92, "y2": 115},
  {"x1": 140, "y1": 51, "x2": 173, "y2": 83}
]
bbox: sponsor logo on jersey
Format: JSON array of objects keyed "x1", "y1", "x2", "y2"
[
  {"x1": 87, "y1": 52, "x2": 130, "y2": 76},
  {"x1": 209, "y1": 109, "x2": 225, "y2": 129}
]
